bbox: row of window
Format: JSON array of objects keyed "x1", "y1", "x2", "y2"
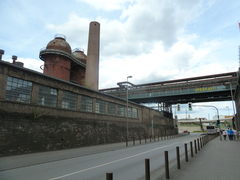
[{"x1": 5, "y1": 76, "x2": 138, "y2": 118}]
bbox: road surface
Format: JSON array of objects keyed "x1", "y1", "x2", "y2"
[{"x1": 0, "y1": 133, "x2": 202, "y2": 180}]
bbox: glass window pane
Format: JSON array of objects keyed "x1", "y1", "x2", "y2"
[
  {"x1": 80, "y1": 95, "x2": 93, "y2": 112},
  {"x1": 118, "y1": 105, "x2": 125, "y2": 117},
  {"x1": 108, "y1": 102, "x2": 116, "y2": 115},
  {"x1": 38, "y1": 85, "x2": 58, "y2": 107},
  {"x1": 5, "y1": 76, "x2": 32, "y2": 103},
  {"x1": 62, "y1": 91, "x2": 77, "y2": 110},
  {"x1": 132, "y1": 108, "x2": 138, "y2": 118},
  {"x1": 96, "y1": 99, "x2": 105, "y2": 114}
]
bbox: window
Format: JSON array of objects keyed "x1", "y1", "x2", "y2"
[
  {"x1": 118, "y1": 105, "x2": 125, "y2": 117},
  {"x1": 132, "y1": 108, "x2": 138, "y2": 118},
  {"x1": 127, "y1": 107, "x2": 132, "y2": 118},
  {"x1": 62, "y1": 91, "x2": 77, "y2": 110},
  {"x1": 5, "y1": 76, "x2": 32, "y2": 103},
  {"x1": 81, "y1": 95, "x2": 93, "y2": 112},
  {"x1": 108, "y1": 102, "x2": 116, "y2": 115},
  {"x1": 95, "y1": 99, "x2": 105, "y2": 114},
  {"x1": 38, "y1": 85, "x2": 57, "y2": 107}
]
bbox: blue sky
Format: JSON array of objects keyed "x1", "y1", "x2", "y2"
[{"x1": 1, "y1": 0, "x2": 239, "y2": 119}]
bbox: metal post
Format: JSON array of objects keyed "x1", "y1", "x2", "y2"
[
  {"x1": 106, "y1": 172, "x2": 113, "y2": 180},
  {"x1": 126, "y1": 76, "x2": 132, "y2": 146},
  {"x1": 194, "y1": 139, "x2": 197, "y2": 154},
  {"x1": 176, "y1": 146, "x2": 180, "y2": 169},
  {"x1": 190, "y1": 141, "x2": 193, "y2": 157},
  {"x1": 200, "y1": 138, "x2": 202, "y2": 149},
  {"x1": 197, "y1": 139, "x2": 200, "y2": 151},
  {"x1": 145, "y1": 159, "x2": 150, "y2": 180},
  {"x1": 184, "y1": 143, "x2": 188, "y2": 162},
  {"x1": 164, "y1": 151, "x2": 170, "y2": 179}
]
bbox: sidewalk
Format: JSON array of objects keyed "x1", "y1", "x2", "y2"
[
  {"x1": 167, "y1": 136, "x2": 240, "y2": 180},
  {"x1": 0, "y1": 141, "x2": 128, "y2": 171}
]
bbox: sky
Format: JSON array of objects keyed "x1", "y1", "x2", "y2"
[{"x1": 1, "y1": 0, "x2": 240, "y2": 120}]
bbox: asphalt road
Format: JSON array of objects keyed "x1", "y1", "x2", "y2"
[{"x1": 0, "y1": 133, "x2": 202, "y2": 180}]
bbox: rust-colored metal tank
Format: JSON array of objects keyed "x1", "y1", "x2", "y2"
[
  {"x1": 41, "y1": 34, "x2": 72, "y2": 81},
  {"x1": 72, "y1": 48, "x2": 87, "y2": 64},
  {"x1": 71, "y1": 48, "x2": 87, "y2": 85}
]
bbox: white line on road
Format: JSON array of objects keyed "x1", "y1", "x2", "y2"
[{"x1": 49, "y1": 142, "x2": 180, "y2": 180}]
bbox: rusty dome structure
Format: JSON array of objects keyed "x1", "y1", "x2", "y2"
[
  {"x1": 40, "y1": 22, "x2": 100, "y2": 89},
  {"x1": 71, "y1": 48, "x2": 87, "y2": 84},
  {"x1": 39, "y1": 36, "x2": 87, "y2": 85}
]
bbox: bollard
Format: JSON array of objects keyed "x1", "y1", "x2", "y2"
[
  {"x1": 176, "y1": 146, "x2": 181, "y2": 169},
  {"x1": 190, "y1": 141, "x2": 193, "y2": 157},
  {"x1": 200, "y1": 138, "x2": 202, "y2": 149},
  {"x1": 194, "y1": 139, "x2": 197, "y2": 154},
  {"x1": 145, "y1": 159, "x2": 150, "y2": 180},
  {"x1": 184, "y1": 143, "x2": 188, "y2": 162},
  {"x1": 197, "y1": 139, "x2": 200, "y2": 151},
  {"x1": 164, "y1": 151, "x2": 170, "y2": 179},
  {"x1": 106, "y1": 172, "x2": 113, "y2": 180}
]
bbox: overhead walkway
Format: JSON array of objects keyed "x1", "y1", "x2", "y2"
[{"x1": 100, "y1": 72, "x2": 238, "y2": 104}]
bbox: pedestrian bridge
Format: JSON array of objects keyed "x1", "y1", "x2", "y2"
[{"x1": 100, "y1": 72, "x2": 238, "y2": 104}]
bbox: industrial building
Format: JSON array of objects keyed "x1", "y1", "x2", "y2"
[{"x1": 0, "y1": 22, "x2": 177, "y2": 156}]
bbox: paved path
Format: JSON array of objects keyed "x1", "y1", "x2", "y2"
[{"x1": 165, "y1": 136, "x2": 240, "y2": 180}]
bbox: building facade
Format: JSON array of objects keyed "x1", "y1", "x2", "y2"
[{"x1": 0, "y1": 60, "x2": 177, "y2": 156}]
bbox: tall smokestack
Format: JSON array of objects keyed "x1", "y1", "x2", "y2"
[
  {"x1": 85, "y1": 21, "x2": 100, "y2": 90},
  {"x1": 0, "y1": 49, "x2": 4, "y2": 60}
]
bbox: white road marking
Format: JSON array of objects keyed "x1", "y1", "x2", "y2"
[{"x1": 49, "y1": 142, "x2": 180, "y2": 179}]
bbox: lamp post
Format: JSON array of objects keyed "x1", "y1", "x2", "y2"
[
  {"x1": 126, "y1": 76, "x2": 132, "y2": 146},
  {"x1": 193, "y1": 104, "x2": 222, "y2": 140}
]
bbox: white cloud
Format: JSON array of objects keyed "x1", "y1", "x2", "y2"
[{"x1": 46, "y1": 14, "x2": 90, "y2": 51}]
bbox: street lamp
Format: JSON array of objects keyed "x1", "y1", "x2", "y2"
[
  {"x1": 192, "y1": 104, "x2": 222, "y2": 140},
  {"x1": 126, "y1": 75, "x2": 132, "y2": 146}
]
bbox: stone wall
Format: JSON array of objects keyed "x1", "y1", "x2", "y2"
[{"x1": 0, "y1": 110, "x2": 177, "y2": 157}]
